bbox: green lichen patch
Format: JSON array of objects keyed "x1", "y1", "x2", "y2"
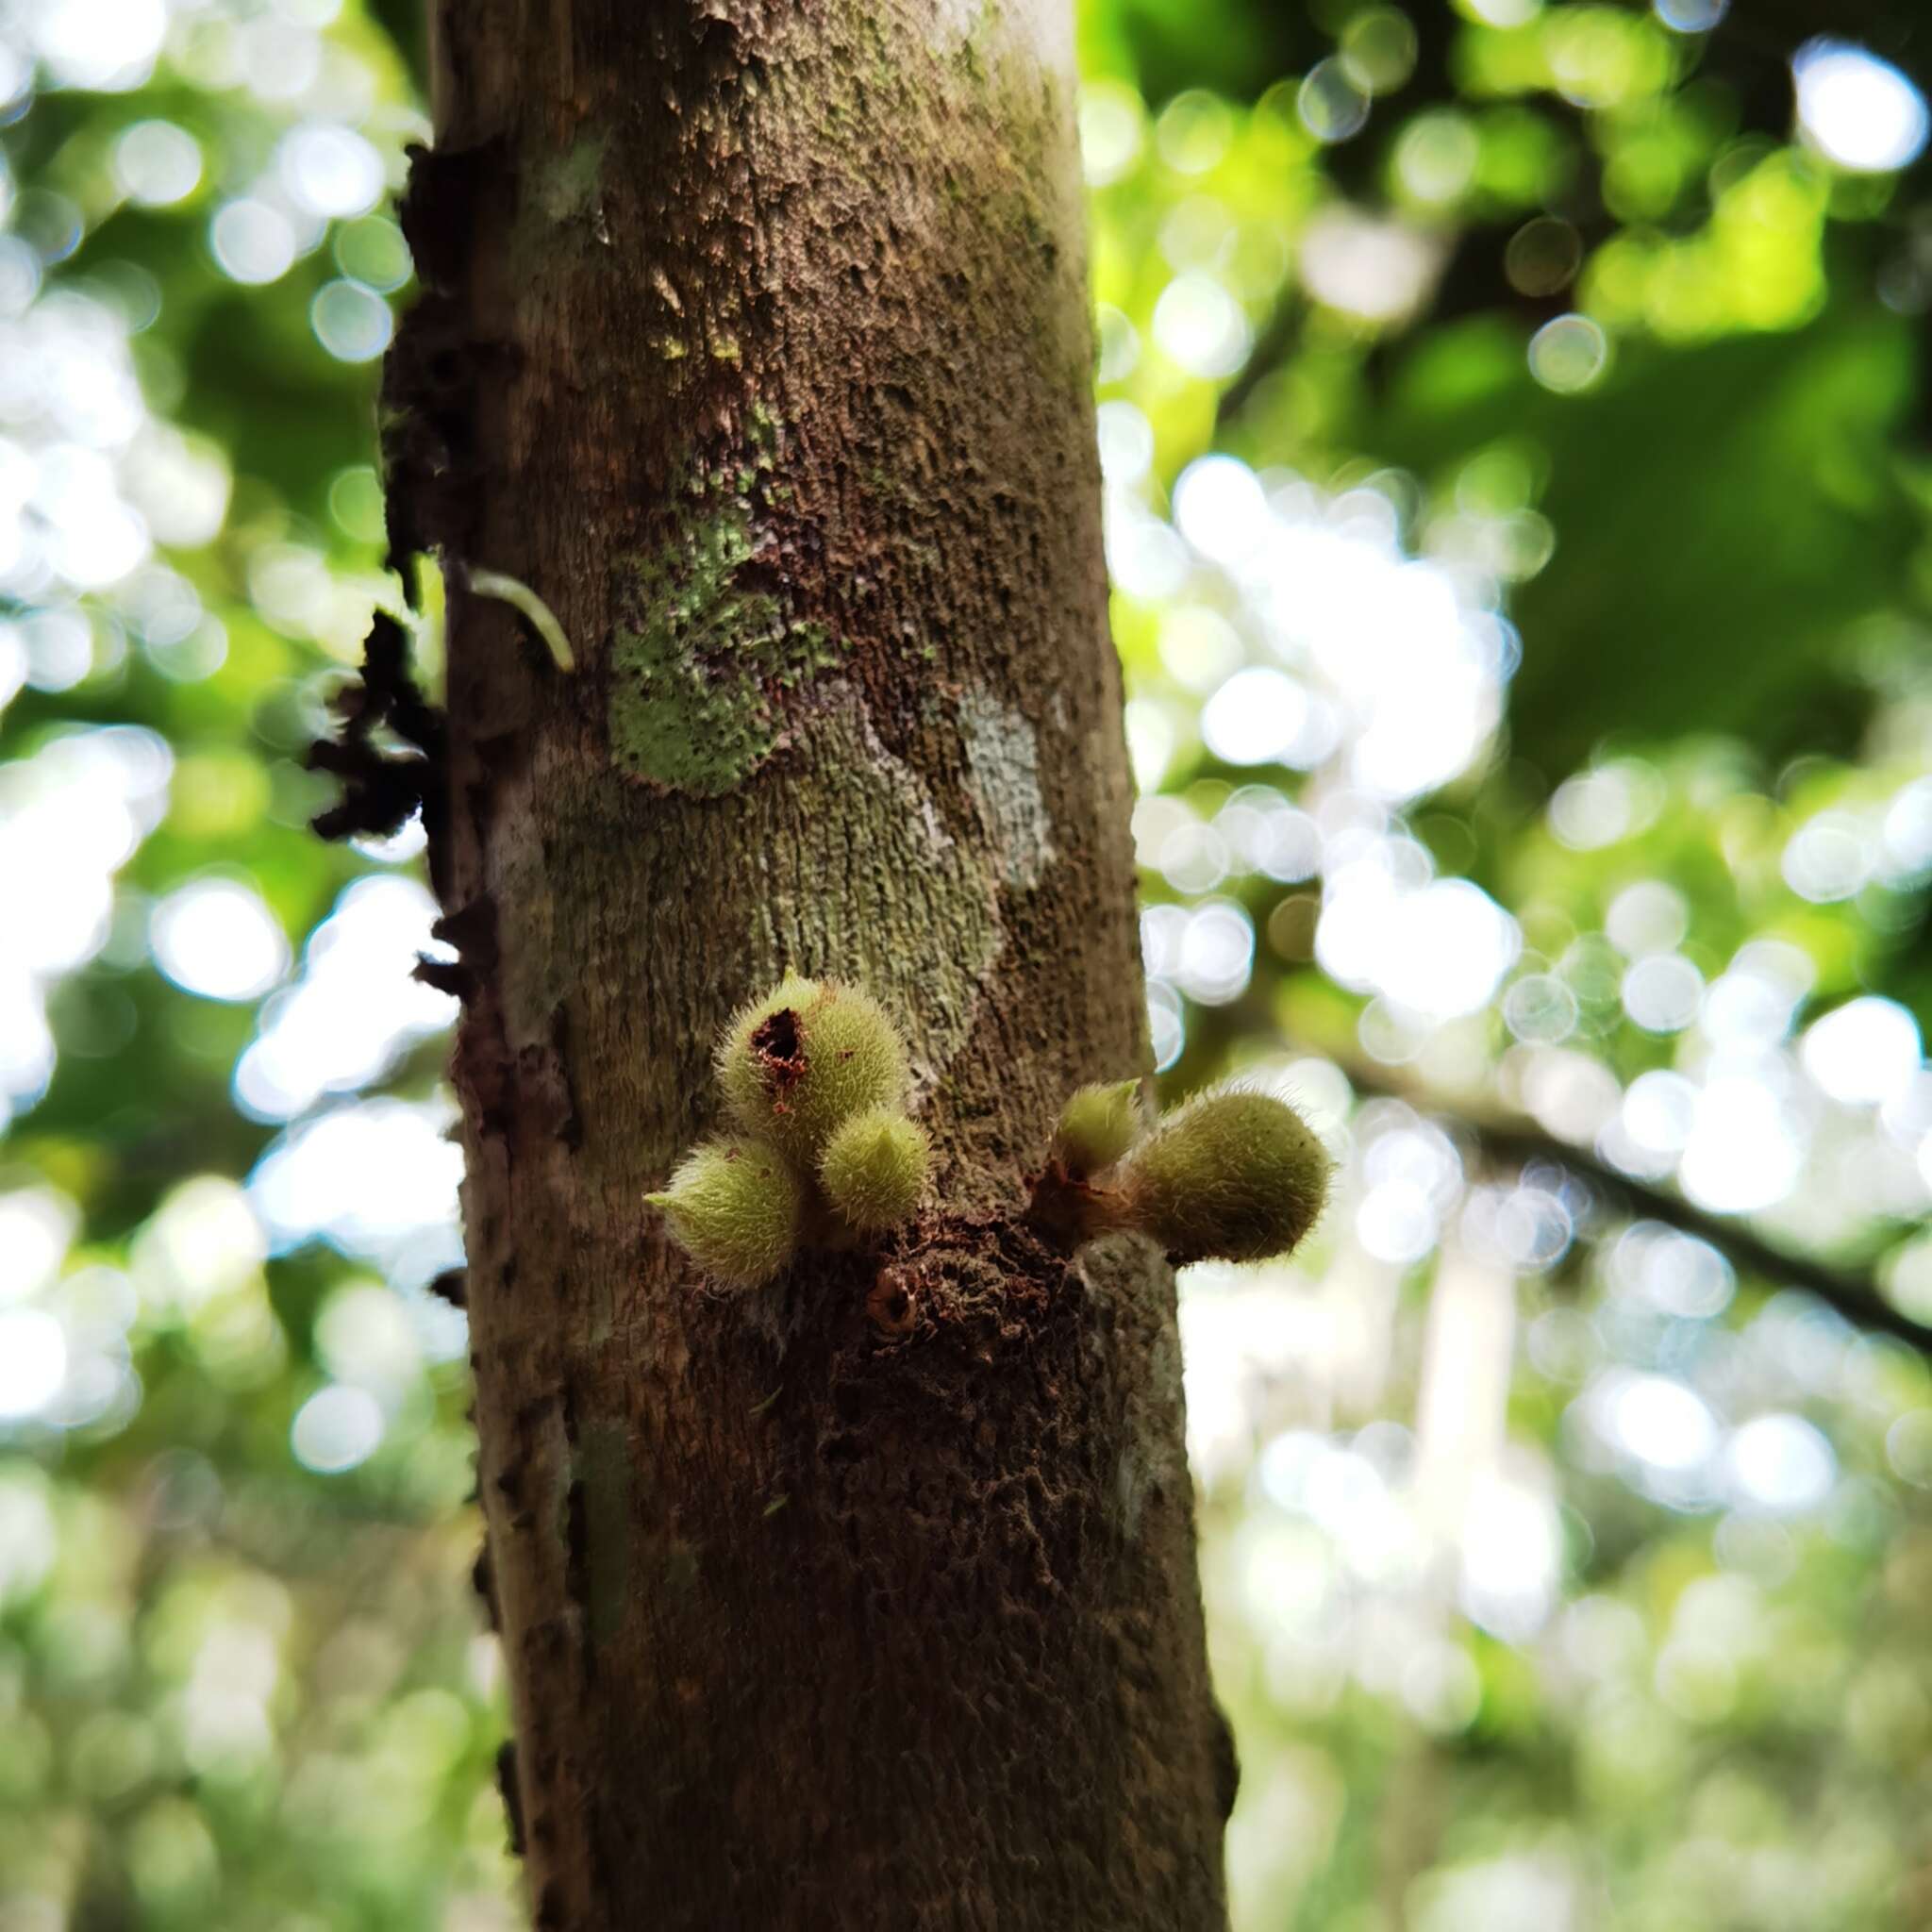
[
  {"x1": 608, "y1": 502, "x2": 840, "y2": 796},
  {"x1": 534, "y1": 132, "x2": 608, "y2": 224},
  {"x1": 508, "y1": 132, "x2": 610, "y2": 270},
  {"x1": 608, "y1": 416, "x2": 844, "y2": 796}
]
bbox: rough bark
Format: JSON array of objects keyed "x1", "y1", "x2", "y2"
[{"x1": 386, "y1": 1, "x2": 1231, "y2": 1924}]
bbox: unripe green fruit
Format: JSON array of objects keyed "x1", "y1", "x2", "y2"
[
  {"x1": 1120, "y1": 1089, "x2": 1329, "y2": 1266},
  {"x1": 646, "y1": 1136, "x2": 803, "y2": 1288},
  {"x1": 1052, "y1": 1079, "x2": 1143, "y2": 1178},
  {"x1": 716, "y1": 974, "x2": 909, "y2": 1161},
  {"x1": 819, "y1": 1108, "x2": 930, "y2": 1233}
]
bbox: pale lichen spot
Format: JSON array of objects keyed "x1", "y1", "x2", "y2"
[
  {"x1": 927, "y1": 0, "x2": 987, "y2": 57},
  {"x1": 533, "y1": 133, "x2": 608, "y2": 225},
  {"x1": 959, "y1": 687, "x2": 1055, "y2": 890},
  {"x1": 998, "y1": 0, "x2": 1076, "y2": 83},
  {"x1": 607, "y1": 424, "x2": 842, "y2": 797},
  {"x1": 740, "y1": 697, "x2": 1001, "y2": 1090}
]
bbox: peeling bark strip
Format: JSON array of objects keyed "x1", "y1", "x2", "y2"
[{"x1": 403, "y1": 0, "x2": 1229, "y2": 1924}]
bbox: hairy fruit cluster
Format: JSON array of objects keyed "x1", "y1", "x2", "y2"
[
  {"x1": 715, "y1": 972, "x2": 909, "y2": 1162},
  {"x1": 645, "y1": 1139, "x2": 802, "y2": 1289},
  {"x1": 1050, "y1": 1079, "x2": 1144, "y2": 1179},
  {"x1": 1044, "y1": 1081, "x2": 1330, "y2": 1268},
  {"x1": 647, "y1": 975, "x2": 929, "y2": 1287}
]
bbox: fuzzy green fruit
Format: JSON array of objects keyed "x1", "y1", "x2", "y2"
[
  {"x1": 1120, "y1": 1090, "x2": 1329, "y2": 1266},
  {"x1": 646, "y1": 1136, "x2": 803, "y2": 1288},
  {"x1": 819, "y1": 1108, "x2": 930, "y2": 1233},
  {"x1": 716, "y1": 974, "x2": 909, "y2": 1161},
  {"x1": 1051, "y1": 1079, "x2": 1143, "y2": 1178}
]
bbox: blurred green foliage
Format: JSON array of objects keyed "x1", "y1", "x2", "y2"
[{"x1": 1, "y1": 1, "x2": 1929, "y2": 1928}]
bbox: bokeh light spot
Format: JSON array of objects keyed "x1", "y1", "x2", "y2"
[
  {"x1": 1155, "y1": 90, "x2": 1233, "y2": 175},
  {"x1": 1793, "y1": 40, "x2": 1929, "y2": 174},
  {"x1": 310, "y1": 279, "x2": 392, "y2": 362},
  {"x1": 113, "y1": 122, "x2": 203, "y2": 207},
  {"x1": 151, "y1": 880, "x2": 289, "y2": 1004},
  {"x1": 1339, "y1": 8, "x2": 1417, "y2": 95},
  {"x1": 278, "y1": 124, "x2": 385, "y2": 218},
  {"x1": 1801, "y1": 997, "x2": 1921, "y2": 1108},
  {"x1": 1395, "y1": 112, "x2": 1478, "y2": 204},
  {"x1": 1298, "y1": 58, "x2": 1370, "y2": 144},
  {"x1": 1655, "y1": 0, "x2": 1725, "y2": 29},
  {"x1": 1726, "y1": 1414, "x2": 1835, "y2": 1515},
  {"x1": 1078, "y1": 81, "x2": 1144, "y2": 186},
  {"x1": 1201, "y1": 668, "x2": 1309, "y2": 766},
  {"x1": 1621, "y1": 953, "x2": 1702, "y2": 1033},
  {"x1": 291, "y1": 1384, "x2": 384, "y2": 1474},
  {"x1": 1527, "y1": 314, "x2": 1609, "y2": 394},
  {"x1": 208, "y1": 200, "x2": 296, "y2": 285},
  {"x1": 1505, "y1": 217, "x2": 1582, "y2": 297},
  {"x1": 0, "y1": 1308, "x2": 67, "y2": 1422},
  {"x1": 1151, "y1": 272, "x2": 1251, "y2": 378}
]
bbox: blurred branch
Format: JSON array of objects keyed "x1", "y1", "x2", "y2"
[
  {"x1": 1216, "y1": 293, "x2": 1300, "y2": 430},
  {"x1": 1341, "y1": 1059, "x2": 1926, "y2": 1354}
]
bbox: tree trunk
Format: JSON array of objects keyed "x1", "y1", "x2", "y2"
[{"x1": 387, "y1": 1, "x2": 1231, "y2": 1924}]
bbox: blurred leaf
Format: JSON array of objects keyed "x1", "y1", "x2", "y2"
[
  {"x1": 1374, "y1": 308, "x2": 1922, "y2": 783},
  {"x1": 1082, "y1": 0, "x2": 1313, "y2": 98},
  {"x1": 178, "y1": 287, "x2": 383, "y2": 517}
]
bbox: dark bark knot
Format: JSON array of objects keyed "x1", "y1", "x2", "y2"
[{"x1": 865, "y1": 1266, "x2": 918, "y2": 1339}]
